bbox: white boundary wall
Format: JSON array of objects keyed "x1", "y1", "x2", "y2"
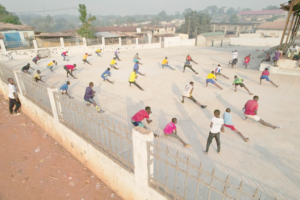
[
  {"x1": 230, "y1": 37, "x2": 282, "y2": 46},
  {"x1": 0, "y1": 71, "x2": 165, "y2": 200},
  {"x1": 164, "y1": 36, "x2": 195, "y2": 47}
]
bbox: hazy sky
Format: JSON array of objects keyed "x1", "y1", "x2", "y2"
[{"x1": 3, "y1": 0, "x2": 285, "y2": 16}]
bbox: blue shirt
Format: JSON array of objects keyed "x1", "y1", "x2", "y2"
[
  {"x1": 223, "y1": 112, "x2": 233, "y2": 125},
  {"x1": 60, "y1": 84, "x2": 68, "y2": 90},
  {"x1": 133, "y1": 63, "x2": 139, "y2": 70},
  {"x1": 101, "y1": 70, "x2": 111, "y2": 77}
]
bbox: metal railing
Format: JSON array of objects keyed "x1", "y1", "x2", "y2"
[
  {"x1": 36, "y1": 38, "x2": 61, "y2": 48},
  {"x1": 64, "y1": 37, "x2": 83, "y2": 46},
  {"x1": 121, "y1": 37, "x2": 137, "y2": 45},
  {"x1": 147, "y1": 142, "x2": 266, "y2": 200},
  {"x1": 138, "y1": 37, "x2": 148, "y2": 44},
  {"x1": 87, "y1": 37, "x2": 102, "y2": 46},
  {"x1": 151, "y1": 37, "x2": 160, "y2": 44},
  {"x1": 17, "y1": 72, "x2": 53, "y2": 116},
  {"x1": 4, "y1": 39, "x2": 34, "y2": 51},
  {"x1": 53, "y1": 92, "x2": 134, "y2": 173},
  {"x1": 105, "y1": 37, "x2": 119, "y2": 45}
]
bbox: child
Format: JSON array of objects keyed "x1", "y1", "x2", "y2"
[
  {"x1": 32, "y1": 70, "x2": 45, "y2": 83},
  {"x1": 129, "y1": 69, "x2": 144, "y2": 91},
  {"x1": 110, "y1": 57, "x2": 119, "y2": 69},
  {"x1": 164, "y1": 118, "x2": 190, "y2": 147},
  {"x1": 223, "y1": 108, "x2": 249, "y2": 142},
  {"x1": 47, "y1": 60, "x2": 57, "y2": 72},
  {"x1": 204, "y1": 109, "x2": 224, "y2": 154},
  {"x1": 215, "y1": 64, "x2": 229, "y2": 79},
  {"x1": 61, "y1": 51, "x2": 68, "y2": 61},
  {"x1": 101, "y1": 68, "x2": 114, "y2": 84},
  {"x1": 259, "y1": 68, "x2": 279, "y2": 88},
  {"x1": 32, "y1": 55, "x2": 40, "y2": 65},
  {"x1": 60, "y1": 81, "x2": 73, "y2": 98},
  {"x1": 83, "y1": 53, "x2": 92, "y2": 65},
  {"x1": 95, "y1": 49, "x2": 102, "y2": 57},
  {"x1": 206, "y1": 71, "x2": 223, "y2": 90},
  {"x1": 22, "y1": 63, "x2": 35, "y2": 74}
]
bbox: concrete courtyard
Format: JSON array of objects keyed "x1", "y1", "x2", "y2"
[{"x1": 3, "y1": 45, "x2": 300, "y2": 199}]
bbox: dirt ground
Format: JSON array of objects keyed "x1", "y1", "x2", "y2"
[{"x1": 0, "y1": 94, "x2": 122, "y2": 200}]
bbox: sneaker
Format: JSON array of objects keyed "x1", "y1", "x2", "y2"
[
  {"x1": 201, "y1": 105, "x2": 207, "y2": 109},
  {"x1": 181, "y1": 100, "x2": 184, "y2": 103},
  {"x1": 14, "y1": 112, "x2": 21, "y2": 116},
  {"x1": 98, "y1": 110, "x2": 105, "y2": 113}
]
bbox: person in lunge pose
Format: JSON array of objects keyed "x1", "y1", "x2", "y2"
[
  {"x1": 259, "y1": 68, "x2": 279, "y2": 88},
  {"x1": 129, "y1": 69, "x2": 144, "y2": 91},
  {"x1": 95, "y1": 49, "x2": 102, "y2": 57},
  {"x1": 186, "y1": 54, "x2": 198, "y2": 64},
  {"x1": 182, "y1": 82, "x2": 207, "y2": 109},
  {"x1": 32, "y1": 70, "x2": 45, "y2": 83},
  {"x1": 162, "y1": 57, "x2": 174, "y2": 70},
  {"x1": 204, "y1": 109, "x2": 224, "y2": 155},
  {"x1": 47, "y1": 60, "x2": 57, "y2": 72},
  {"x1": 8, "y1": 78, "x2": 21, "y2": 115},
  {"x1": 83, "y1": 53, "x2": 92, "y2": 65},
  {"x1": 61, "y1": 51, "x2": 68, "y2": 61},
  {"x1": 133, "y1": 53, "x2": 142, "y2": 64},
  {"x1": 84, "y1": 82, "x2": 104, "y2": 113},
  {"x1": 215, "y1": 64, "x2": 229, "y2": 79},
  {"x1": 101, "y1": 68, "x2": 114, "y2": 84},
  {"x1": 110, "y1": 57, "x2": 119, "y2": 70},
  {"x1": 134, "y1": 61, "x2": 146, "y2": 76},
  {"x1": 243, "y1": 96, "x2": 282, "y2": 129},
  {"x1": 32, "y1": 55, "x2": 40, "y2": 65},
  {"x1": 206, "y1": 71, "x2": 223, "y2": 90},
  {"x1": 183, "y1": 59, "x2": 198, "y2": 74},
  {"x1": 63, "y1": 64, "x2": 77, "y2": 79},
  {"x1": 164, "y1": 118, "x2": 191, "y2": 147},
  {"x1": 232, "y1": 75, "x2": 253, "y2": 95},
  {"x1": 223, "y1": 108, "x2": 249, "y2": 142},
  {"x1": 115, "y1": 48, "x2": 121, "y2": 61},
  {"x1": 22, "y1": 63, "x2": 35, "y2": 74},
  {"x1": 60, "y1": 81, "x2": 73, "y2": 98}
]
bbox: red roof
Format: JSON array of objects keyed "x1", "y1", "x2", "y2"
[{"x1": 237, "y1": 10, "x2": 284, "y2": 15}]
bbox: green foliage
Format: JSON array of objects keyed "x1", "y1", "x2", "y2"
[
  {"x1": 229, "y1": 15, "x2": 239, "y2": 22},
  {"x1": 263, "y1": 5, "x2": 279, "y2": 10},
  {"x1": 30, "y1": 15, "x2": 54, "y2": 32},
  {"x1": 151, "y1": 17, "x2": 160, "y2": 25},
  {"x1": 266, "y1": 15, "x2": 280, "y2": 22},
  {"x1": 0, "y1": 4, "x2": 22, "y2": 25},
  {"x1": 178, "y1": 11, "x2": 211, "y2": 38},
  {"x1": 226, "y1": 7, "x2": 238, "y2": 15},
  {"x1": 77, "y1": 4, "x2": 96, "y2": 38},
  {"x1": 241, "y1": 8, "x2": 252, "y2": 11}
]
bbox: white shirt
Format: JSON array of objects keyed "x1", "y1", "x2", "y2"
[
  {"x1": 290, "y1": 46, "x2": 299, "y2": 52},
  {"x1": 232, "y1": 52, "x2": 238, "y2": 59},
  {"x1": 8, "y1": 83, "x2": 17, "y2": 99},
  {"x1": 183, "y1": 84, "x2": 193, "y2": 97},
  {"x1": 210, "y1": 117, "x2": 224, "y2": 133},
  {"x1": 216, "y1": 66, "x2": 222, "y2": 73}
]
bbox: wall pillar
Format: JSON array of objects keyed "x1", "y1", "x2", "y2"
[
  {"x1": 213, "y1": 24, "x2": 216, "y2": 32},
  {"x1": 224, "y1": 26, "x2": 227, "y2": 35},
  {"x1": 136, "y1": 37, "x2": 139, "y2": 45},
  {"x1": 236, "y1": 26, "x2": 240, "y2": 36},
  {"x1": 102, "y1": 37, "x2": 105, "y2": 47},
  {"x1": 82, "y1": 37, "x2": 87, "y2": 47},
  {"x1": 0, "y1": 39, "x2": 6, "y2": 52},
  {"x1": 60, "y1": 37, "x2": 64, "y2": 48},
  {"x1": 119, "y1": 37, "x2": 122, "y2": 46},
  {"x1": 47, "y1": 87, "x2": 59, "y2": 123},
  {"x1": 32, "y1": 40, "x2": 38, "y2": 50}
]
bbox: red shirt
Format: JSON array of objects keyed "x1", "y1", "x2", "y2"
[
  {"x1": 163, "y1": 122, "x2": 176, "y2": 134},
  {"x1": 132, "y1": 110, "x2": 149, "y2": 122},
  {"x1": 244, "y1": 100, "x2": 258, "y2": 115},
  {"x1": 62, "y1": 52, "x2": 67, "y2": 55},
  {"x1": 187, "y1": 56, "x2": 191, "y2": 61},
  {"x1": 65, "y1": 65, "x2": 74, "y2": 70},
  {"x1": 262, "y1": 70, "x2": 270, "y2": 76},
  {"x1": 244, "y1": 56, "x2": 250, "y2": 63}
]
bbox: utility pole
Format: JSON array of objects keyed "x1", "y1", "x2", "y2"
[
  {"x1": 187, "y1": 16, "x2": 191, "y2": 39},
  {"x1": 195, "y1": 27, "x2": 198, "y2": 45}
]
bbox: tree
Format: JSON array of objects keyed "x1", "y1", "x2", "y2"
[
  {"x1": 178, "y1": 11, "x2": 211, "y2": 38},
  {"x1": 241, "y1": 8, "x2": 252, "y2": 11},
  {"x1": 226, "y1": 7, "x2": 238, "y2": 15},
  {"x1": 175, "y1": 11, "x2": 181, "y2": 18},
  {"x1": 55, "y1": 18, "x2": 75, "y2": 32},
  {"x1": 182, "y1": 8, "x2": 193, "y2": 16},
  {"x1": 0, "y1": 4, "x2": 22, "y2": 24},
  {"x1": 150, "y1": 17, "x2": 160, "y2": 25},
  {"x1": 263, "y1": 5, "x2": 278, "y2": 10},
  {"x1": 77, "y1": 4, "x2": 96, "y2": 38},
  {"x1": 229, "y1": 15, "x2": 239, "y2": 22},
  {"x1": 158, "y1": 11, "x2": 167, "y2": 21},
  {"x1": 127, "y1": 17, "x2": 135, "y2": 25}
]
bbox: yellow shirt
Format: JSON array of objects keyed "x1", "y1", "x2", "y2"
[
  {"x1": 110, "y1": 60, "x2": 116, "y2": 65},
  {"x1": 96, "y1": 49, "x2": 101, "y2": 53},
  {"x1": 33, "y1": 72, "x2": 40, "y2": 81},
  {"x1": 47, "y1": 62, "x2": 53, "y2": 66},
  {"x1": 162, "y1": 59, "x2": 168, "y2": 65},
  {"x1": 129, "y1": 72, "x2": 137, "y2": 82},
  {"x1": 83, "y1": 54, "x2": 88, "y2": 59},
  {"x1": 206, "y1": 73, "x2": 216, "y2": 79}
]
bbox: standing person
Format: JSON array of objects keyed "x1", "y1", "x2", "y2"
[
  {"x1": 134, "y1": 61, "x2": 146, "y2": 76},
  {"x1": 115, "y1": 48, "x2": 121, "y2": 61},
  {"x1": 232, "y1": 75, "x2": 253, "y2": 95},
  {"x1": 273, "y1": 49, "x2": 281, "y2": 66},
  {"x1": 204, "y1": 109, "x2": 224, "y2": 155},
  {"x1": 129, "y1": 69, "x2": 144, "y2": 91},
  {"x1": 215, "y1": 64, "x2": 229, "y2": 79},
  {"x1": 182, "y1": 82, "x2": 207, "y2": 109},
  {"x1": 110, "y1": 57, "x2": 119, "y2": 70},
  {"x1": 183, "y1": 60, "x2": 198, "y2": 74},
  {"x1": 243, "y1": 96, "x2": 282, "y2": 129},
  {"x1": 242, "y1": 54, "x2": 251, "y2": 69},
  {"x1": 133, "y1": 53, "x2": 142, "y2": 64},
  {"x1": 84, "y1": 82, "x2": 104, "y2": 113},
  {"x1": 60, "y1": 81, "x2": 73, "y2": 98},
  {"x1": 61, "y1": 51, "x2": 68, "y2": 61},
  {"x1": 164, "y1": 118, "x2": 191, "y2": 147},
  {"x1": 47, "y1": 60, "x2": 57, "y2": 72},
  {"x1": 230, "y1": 50, "x2": 238, "y2": 68},
  {"x1": 8, "y1": 78, "x2": 21, "y2": 115},
  {"x1": 131, "y1": 106, "x2": 158, "y2": 136},
  {"x1": 261, "y1": 53, "x2": 270, "y2": 63},
  {"x1": 259, "y1": 68, "x2": 279, "y2": 88},
  {"x1": 32, "y1": 55, "x2": 40, "y2": 65},
  {"x1": 101, "y1": 68, "x2": 114, "y2": 84},
  {"x1": 162, "y1": 57, "x2": 175, "y2": 70},
  {"x1": 186, "y1": 54, "x2": 198, "y2": 64},
  {"x1": 83, "y1": 53, "x2": 92, "y2": 65},
  {"x1": 32, "y1": 70, "x2": 45, "y2": 83},
  {"x1": 21, "y1": 63, "x2": 35, "y2": 74},
  {"x1": 95, "y1": 49, "x2": 102, "y2": 57},
  {"x1": 206, "y1": 71, "x2": 223, "y2": 90},
  {"x1": 223, "y1": 108, "x2": 249, "y2": 142},
  {"x1": 63, "y1": 64, "x2": 77, "y2": 79}
]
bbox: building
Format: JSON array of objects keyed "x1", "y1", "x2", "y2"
[
  {"x1": 237, "y1": 10, "x2": 286, "y2": 21},
  {"x1": 196, "y1": 32, "x2": 225, "y2": 46},
  {"x1": 255, "y1": 21, "x2": 292, "y2": 38},
  {"x1": 211, "y1": 22, "x2": 260, "y2": 35},
  {"x1": 143, "y1": 25, "x2": 176, "y2": 37},
  {"x1": 34, "y1": 32, "x2": 80, "y2": 48}
]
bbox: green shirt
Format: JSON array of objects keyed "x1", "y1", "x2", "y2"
[{"x1": 233, "y1": 78, "x2": 243, "y2": 84}]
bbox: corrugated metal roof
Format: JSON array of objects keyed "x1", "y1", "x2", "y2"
[
  {"x1": 109, "y1": 31, "x2": 138, "y2": 37},
  {"x1": 35, "y1": 32, "x2": 77, "y2": 37},
  {"x1": 200, "y1": 32, "x2": 225, "y2": 37},
  {"x1": 256, "y1": 22, "x2": 291, "y2": 30},
  {"x1": 0, "y1": 22, "x2": 34, "y2": 31},
  {"x1": 95, "y1": 26, "x2": 144, "y2": 32},
  {"x1": 95, "y1": 32, "x2": 120, "y2": 38},
  {"x1": 237, "y1": 10, "x2": 284, "y2": 15}
]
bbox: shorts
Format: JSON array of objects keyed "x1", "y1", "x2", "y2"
[
  {"x1": 187, "y1": 95, "x2": 197, "y2": 103},
  {"x1": 232, "y1": 58, "x2": 238, "y2": 65},
  {"x1": 133, "y1": 59, "x2": 138, "y2": 62},
  {"x1": 243, "y1": 62, "x2": 249, "y2": 65},
  {"x1": 235, "y1": 83, "x2": 245, "y2": 87},
  {"x1": 47, "y1": 65, "x2": 53, "y2": 69},
  {"x1": 60, "y1": 90, "x2": 67, "y2": 94},
  {"x1": 224, "y1": 124, "x2": 236, "y2": 131},
  {"x1": 206, "y1": 79, "x2": 215, "y2": 84},
  {"x1": 84, "y1": 97, "x2": 95, "y2": 104},
  {"x1": 216, "y1": 73, "x2": 221, "y2": 75},
  {"x1": 83, "y1": 59, "x2": 87, "y2": 62},
  {"x1": 261, "y1": 75, "x2": 271, "y2": 81},
  {"x1": 101, "y1": 75, "x2": 107, "y2": 80},
  {"x1": 245, "y1": 114, "x2": 260, "y2": 121},
  {"x1": 131, "y1": 119, "x2": 144, "y2": 127}
]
